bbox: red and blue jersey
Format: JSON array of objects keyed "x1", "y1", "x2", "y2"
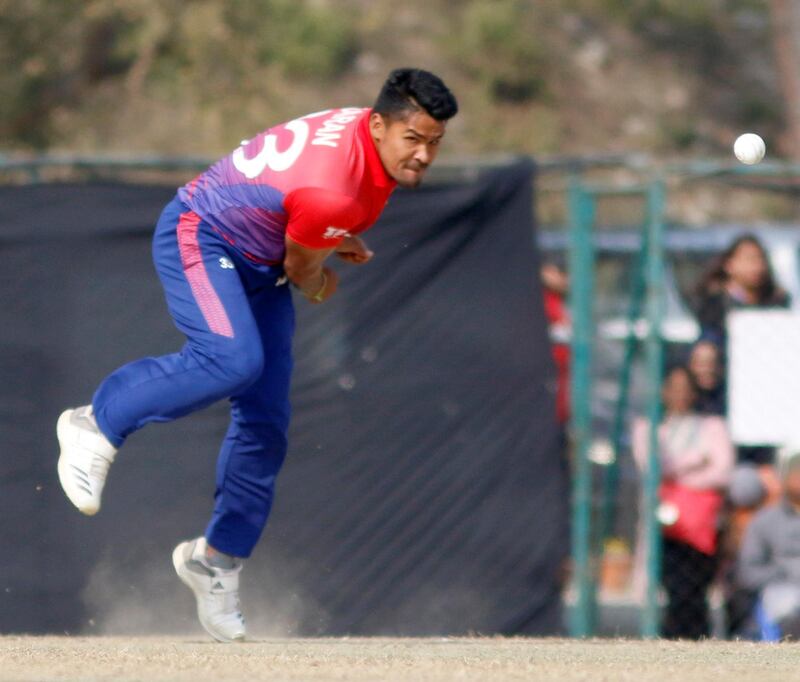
[{"x1": 178, "y1": 107, "x2": 396, "y2": 264}]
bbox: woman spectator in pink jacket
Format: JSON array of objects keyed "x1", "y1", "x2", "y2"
[{"x1": 632, "y1": 365, "x2": 734, "y2": 639}]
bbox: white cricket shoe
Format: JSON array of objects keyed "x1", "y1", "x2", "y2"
[
  {"x1": 57, "y1": 405, "x2": 117, "y2": 516},
  {"x1": 172, "y1": 537, "x2": 246, "y2": 643}
]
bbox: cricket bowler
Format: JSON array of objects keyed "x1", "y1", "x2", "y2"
[{"x1": 56, "y1": 68, "x2": 458, "y2": 641}]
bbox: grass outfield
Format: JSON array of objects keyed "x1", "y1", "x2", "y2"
[{"x1": 1, "y1": 637, "x2": 800, "y2": 682}]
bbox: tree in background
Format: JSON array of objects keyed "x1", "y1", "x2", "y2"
[
  {"x1": 0, "y1": 0, "x2": 790, "y2": 157},
  {"x1": 769, "y1": 0, "x2": 800, "y2": 159}
]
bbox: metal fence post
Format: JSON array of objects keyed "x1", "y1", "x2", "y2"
[
  {"x1": 599, "y1": 205, "x2": 649, "y2": 561},
  {"x1": 641, "y1": 178, "x2": 666, "y2": 638},
  {"x1": 567, "y1": 177, "x2": 596, "y2": 637}
]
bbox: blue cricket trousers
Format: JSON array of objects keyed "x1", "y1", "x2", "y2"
[{"x1": 92, "y1": 196, "x2": 294, "y2": 558}]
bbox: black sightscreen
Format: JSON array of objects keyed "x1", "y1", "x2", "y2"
[{"x1": 0, "y1": 160, "x2": 568, "y2": 636}]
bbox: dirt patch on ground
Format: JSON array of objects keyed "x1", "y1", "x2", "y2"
[{"x1": 2, "y1": 636, "x2": 799, "y2": 682}]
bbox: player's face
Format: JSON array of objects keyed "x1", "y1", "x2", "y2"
[{"x1": 370, "y1": 111, "x2": 446, "y2": 188}]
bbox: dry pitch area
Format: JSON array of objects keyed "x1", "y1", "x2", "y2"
[{"x1": 2, "y1": 636, "x2": 800, "y2": 682}]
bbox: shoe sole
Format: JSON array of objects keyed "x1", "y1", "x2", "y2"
[
  {"x1": 172, "y1": 543, "x2": 245, "y2": 643},
  {"x1": 57, "y1": 409, "x2": 99, "y2": 516}
]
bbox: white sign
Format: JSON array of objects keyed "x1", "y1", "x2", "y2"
[{"x1": 728, "y1": 310, "x2": 800, "y2": 445}]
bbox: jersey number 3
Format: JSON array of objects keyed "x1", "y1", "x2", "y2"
[
  {"x1": 231, "y1": 110, "x2": 331, "y2": 178},
  {"x1": 232, "y1": 120, "x2": 308, "y2": 177}
]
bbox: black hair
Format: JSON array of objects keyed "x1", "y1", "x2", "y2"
[
  {"x1": 373, "y1": 68, "x2": 458, "y2": 122},
  {"x1": 694, "y1": 233, "x2": 780, "y2": 303}
]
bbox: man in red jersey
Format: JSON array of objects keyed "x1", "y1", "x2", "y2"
[{"x1": 56, "y1": 68, "x2": 458, "y2": 641}]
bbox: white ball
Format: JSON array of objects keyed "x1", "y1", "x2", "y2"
[{"x1": 734, "y1": 133, "x2": 766, "y2": 165}]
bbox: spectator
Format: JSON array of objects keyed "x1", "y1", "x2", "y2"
[
  {"x1": 737, "y1": 449, "x2": 800, "y2": 638},
  {"x1": 688, "y1": 338, "x2": 726, "y2": 416},
  {"x1": 693, "y1": 233, "x2": 790, "y2": 343},
  {"x1": 694, "y1": 234, "x2": 789, "y2": 467},
  {"x1": 632, "y1": 366, "x2": 734, "y2": 639},
  {"x1": 721, "y1": 463, "x2": 782, "y2": 639},
  {"x1": 540, "y1": 261, "x2": 572, "y2": 602},
  {"x1": 541, "y1": 262, "x2": 570, "y2": 426},
  {"x1": 728, "y1": 465, "x2": 782, "y2": 544}
]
